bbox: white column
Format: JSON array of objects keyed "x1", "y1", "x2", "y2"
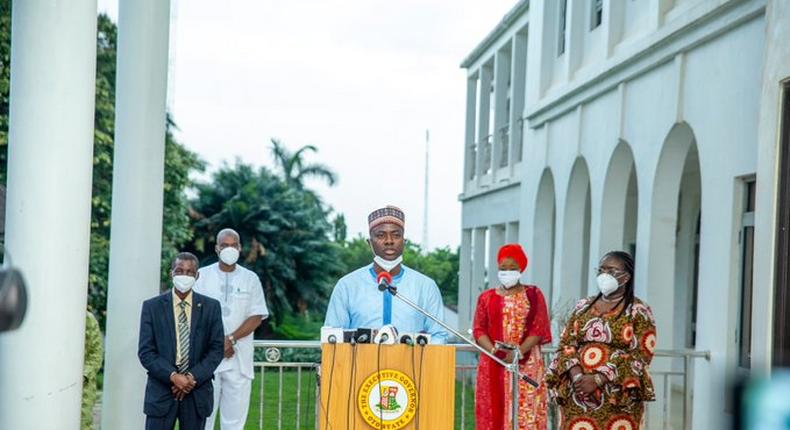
[
  {"x1": 458, "y1": 229, "x2": 474, "y2": 333},
  {"x1": 0, "y1": 1, "x2": 98, "y2": 428},
  {"x1": 506, "y1": 222, "x2": 520, "y2": 244},
  {"x1": 471, "y1": 228, "x2": 488, "y2": 311},
  {"x1": 464, "y1": 75, "x2": 478, "y2": 188},
  {"x1": 488, "y1": 225, "x2": 506, "y2": 285},
  {"x1": 648, "y1": 0, "x2": 672, "y2": 30},
  {"x1": 565, "y1": 0, "x2": 586, "y2": 78},
  {"x1": 604, "y1": 0, "x2": 625, "y2": 57},
  {"x1": 492, "y1": 51, "x2": 511, "y2": 178},
  {"x1": 509, "y1": 32, "x2": 528, "y2": 173},
  {"x1": 101, "y1": 1, "x2": 172, "y2": 429},
  {"x1": 477, "y1": 65, "x2": 493, "y2": 182}
]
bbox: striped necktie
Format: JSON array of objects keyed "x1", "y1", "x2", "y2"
[{"x1": 177, "y1": 300, "x2": 190, "y2": 373}]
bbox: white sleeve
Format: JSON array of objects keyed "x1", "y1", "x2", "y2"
[{"x1": 247, "y1": 272, "x2": 269, "y2": 319}]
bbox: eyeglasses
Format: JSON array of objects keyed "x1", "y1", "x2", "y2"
[{"x1": 594, "y1": 267, "x2": 627, "y2": 277}]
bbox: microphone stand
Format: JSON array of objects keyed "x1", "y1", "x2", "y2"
[{"x1": 378, "y1": 281, "x2": 538, "y2": 430}]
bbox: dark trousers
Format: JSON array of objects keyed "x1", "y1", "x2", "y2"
[{"x1": 145, "y1": 396, "x2": 206, "y2": 430}]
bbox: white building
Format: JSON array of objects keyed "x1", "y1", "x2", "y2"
[{"x1": 456, "y1": 0, "x2": 790, "y2": 428}]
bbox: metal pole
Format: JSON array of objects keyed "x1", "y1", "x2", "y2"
[
  {"x1": 511, "y1": 352, "x2": 521, "y2": 430},
  {"x1": 383, "y1": 285, "x2": 538, "y2": 387}
]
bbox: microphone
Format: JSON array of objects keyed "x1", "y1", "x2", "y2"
[
  {"x1": 374, "y1": 324, "x2": 398, "y2": 344},
  {"x1": 399, "y1": 333, "x2": 415, "y2": 345},
  {"x1": 377, "y1": 271, "x2": 394, "y2": 292},
  {"x1": 355, "y1": 328, "x2": 372, "y2": 344}
]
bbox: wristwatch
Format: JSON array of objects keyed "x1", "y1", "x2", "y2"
[{"x1": 228, "y1": 335, "x2": 237, "y2": 345}]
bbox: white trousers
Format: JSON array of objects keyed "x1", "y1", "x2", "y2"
[{"x1": 204, "y1": 369, "x2": 253, "y2": 430}]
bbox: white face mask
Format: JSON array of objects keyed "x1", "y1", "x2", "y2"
[
  {"x1": 497, "y1": 270, "x2": 521, "y2": 289},
  {"x1": 596, "y1": 273, "x2": 621, "y2": 297},
  {"x1": 219, "y1": 247, "x2": 240, "y2": 266},
  {"x1": 373, "y1": 254, "x2": 403, "y2": 272},
  {"x1": 173, "y1": 275, "x2": 196, "y2": 293}
]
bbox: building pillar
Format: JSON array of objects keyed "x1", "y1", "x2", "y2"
[
  {"x1": 493, "y1": 51, "x2": 511, "y2": 178},
  {"x1": 509, "y1": 32, "x2": 528, "y2": 174},
  {"x1": 471, "y1": 227, "x2": 488, "y2": 312},
  {"x1": 464, "y1": 75, "x2": 479, "y2": 188},
  {"x1": 458, "y1": 229, "x2": 473, "y2": 333},
  {"x1": 477, "y1": 66, "x2": 493, "y2": 182},
  {"x1": 505, "y1": 222, "x2": 520, "y2": 244},
  {"x1": 488, "y1": 225, "x2": 506, "y2": 285},
  {"x1": 0, "y1": 1, "x2": 98, "y2": 428},
  {"x1": 101, "y1": 1, "x2": 172, "y2": 429}
]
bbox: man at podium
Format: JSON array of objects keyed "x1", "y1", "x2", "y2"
[{"x1": 324, "y1": 205, "x2": 448, "y2": 343}]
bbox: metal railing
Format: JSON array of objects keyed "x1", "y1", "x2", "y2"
[{"x1": 250, "y1": 340, "x2": 709, "y2": 430}]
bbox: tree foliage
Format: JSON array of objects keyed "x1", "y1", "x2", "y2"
[
  {"x1": 270, "y1": 138, "x2": 337, "y2": 189},
  {"x1": 188, "y1": 161, "x2": 344, "y2": 328}
]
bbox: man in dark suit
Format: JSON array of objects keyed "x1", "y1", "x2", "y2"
[{"x1": 138, "y1": 252, "x2": 225, "y2": 430}]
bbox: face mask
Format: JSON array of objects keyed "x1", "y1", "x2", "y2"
[
  {"x1": 497, "y1": 270, "x2": 521, "y2": 289},
  {"x1": 596, "y1": 273, "x2": 621, "y2": 297},
  {"x1": 219, "y1": 247, "x2": 240, "y2": 266},
  {"x1": 173, "y1": 275, "x2": 196, "y2": 293},
  {"x1": 373, "y1": 255, "x2": 403, "y2": 272}
]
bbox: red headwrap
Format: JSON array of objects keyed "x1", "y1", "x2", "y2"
[{"x1": 497, "y1": 243, "x2": 528, "y2": 271}]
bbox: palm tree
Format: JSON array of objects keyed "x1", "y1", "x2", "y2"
[
  {"x1": 270, "y1": 139, "x2": 337, "y2": 188},
  {"x1": 189, "y1": 162, "x2": 344, "y2": 328}
]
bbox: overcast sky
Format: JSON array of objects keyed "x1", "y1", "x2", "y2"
[{"x1": 97, "y1": 0, "x2": 516, "y2": 250}]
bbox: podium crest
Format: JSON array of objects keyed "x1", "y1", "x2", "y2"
[{"x1": 358, "y1": 369, "x2": 418, "y2": 429}]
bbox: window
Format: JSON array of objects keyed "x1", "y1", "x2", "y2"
[
  {"x1": 558, "y1": 0, "x2": 567, "y2": 56},
  {"x1": 738, "y1": 179, "x2": 756, "y2": 368},
  {"x1": 591, "y1": 0, "x2": 603, "y2": 30}
]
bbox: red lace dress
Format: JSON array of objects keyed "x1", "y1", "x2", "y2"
[{"x1": 473, "y1": 285, "x2": 552, "y2": 430}]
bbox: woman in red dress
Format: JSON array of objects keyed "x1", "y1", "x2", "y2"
[{"x1": 473, "y1": 243, "x2": 552, "y2": 430}]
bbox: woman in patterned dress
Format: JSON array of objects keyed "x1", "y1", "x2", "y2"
[
  {"x1": 473, "y1": 243, "x2": 553, "y2": 430},
  {"x1": 546, "y1": 251, "x2": 657, "y2": 430}
]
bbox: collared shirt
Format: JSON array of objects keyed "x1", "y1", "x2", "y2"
[
  {"x1": 324, "y1": 264, "x2": 449, "y2": 343},
  {"x1": 172, "y1": 289, "x2": 193, "y2": 366},
  {"x1": 194, "y1": 262, "x2": 269, "y2": 378}
]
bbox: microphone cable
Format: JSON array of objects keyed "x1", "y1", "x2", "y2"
[
  {"x1": 322, "y1": 342, "x2": 337, "y2": 430},
  {"x1": 346, "y1": 341, "x2": 358, "y2": 430},
  {"x1": 410, "y1": 341, "x2": 419, "y2": 430},
  {"x1": 415, "y1": 340, "x2": 427, "y2": 430},
  {"x1": 377, "y1": 341, "x2": 383, "y2": 430}
]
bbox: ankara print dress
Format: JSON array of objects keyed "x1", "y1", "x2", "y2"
[
  {"x1": 546, "y1": 296, "x2": 657, "y2": 430},
  {"x1": 473, "y1": 286, "x2": 553, "y2": 430}
]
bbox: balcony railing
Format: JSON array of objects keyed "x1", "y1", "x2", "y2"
[
  {"x1": 249, "y1": 340, "x2": 709, "y2": 430},
  {"x1": 499, "y1": 124, "x2": 510, "y2": 168},
  {"x1": 482, "y1": 134, "x2": 493, "y2": 175}
]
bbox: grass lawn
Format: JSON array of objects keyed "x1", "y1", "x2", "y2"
[{"x1": 213, "y1": 368, "x2": 476, "y2": 429}]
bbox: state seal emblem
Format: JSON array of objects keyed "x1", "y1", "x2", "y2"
[{"x1": 357, "y1": 369, "x2": 418, "y2": 429}]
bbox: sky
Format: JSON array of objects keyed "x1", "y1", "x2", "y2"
[{"x1": 97, "y1": 0, "x2": 517, "y2": 250}]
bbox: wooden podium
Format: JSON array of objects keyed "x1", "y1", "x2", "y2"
[{"x1": 319, "y1": 344, "x2": 455, "y2": 430}]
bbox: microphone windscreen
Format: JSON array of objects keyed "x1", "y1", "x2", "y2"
[{"x1": 377, "y1": 271, "x2": 393, "y2": 285}]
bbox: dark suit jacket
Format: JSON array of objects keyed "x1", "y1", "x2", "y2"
[{"x1": 138, "y1": 290, "x2": 224, "y2": 418}]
